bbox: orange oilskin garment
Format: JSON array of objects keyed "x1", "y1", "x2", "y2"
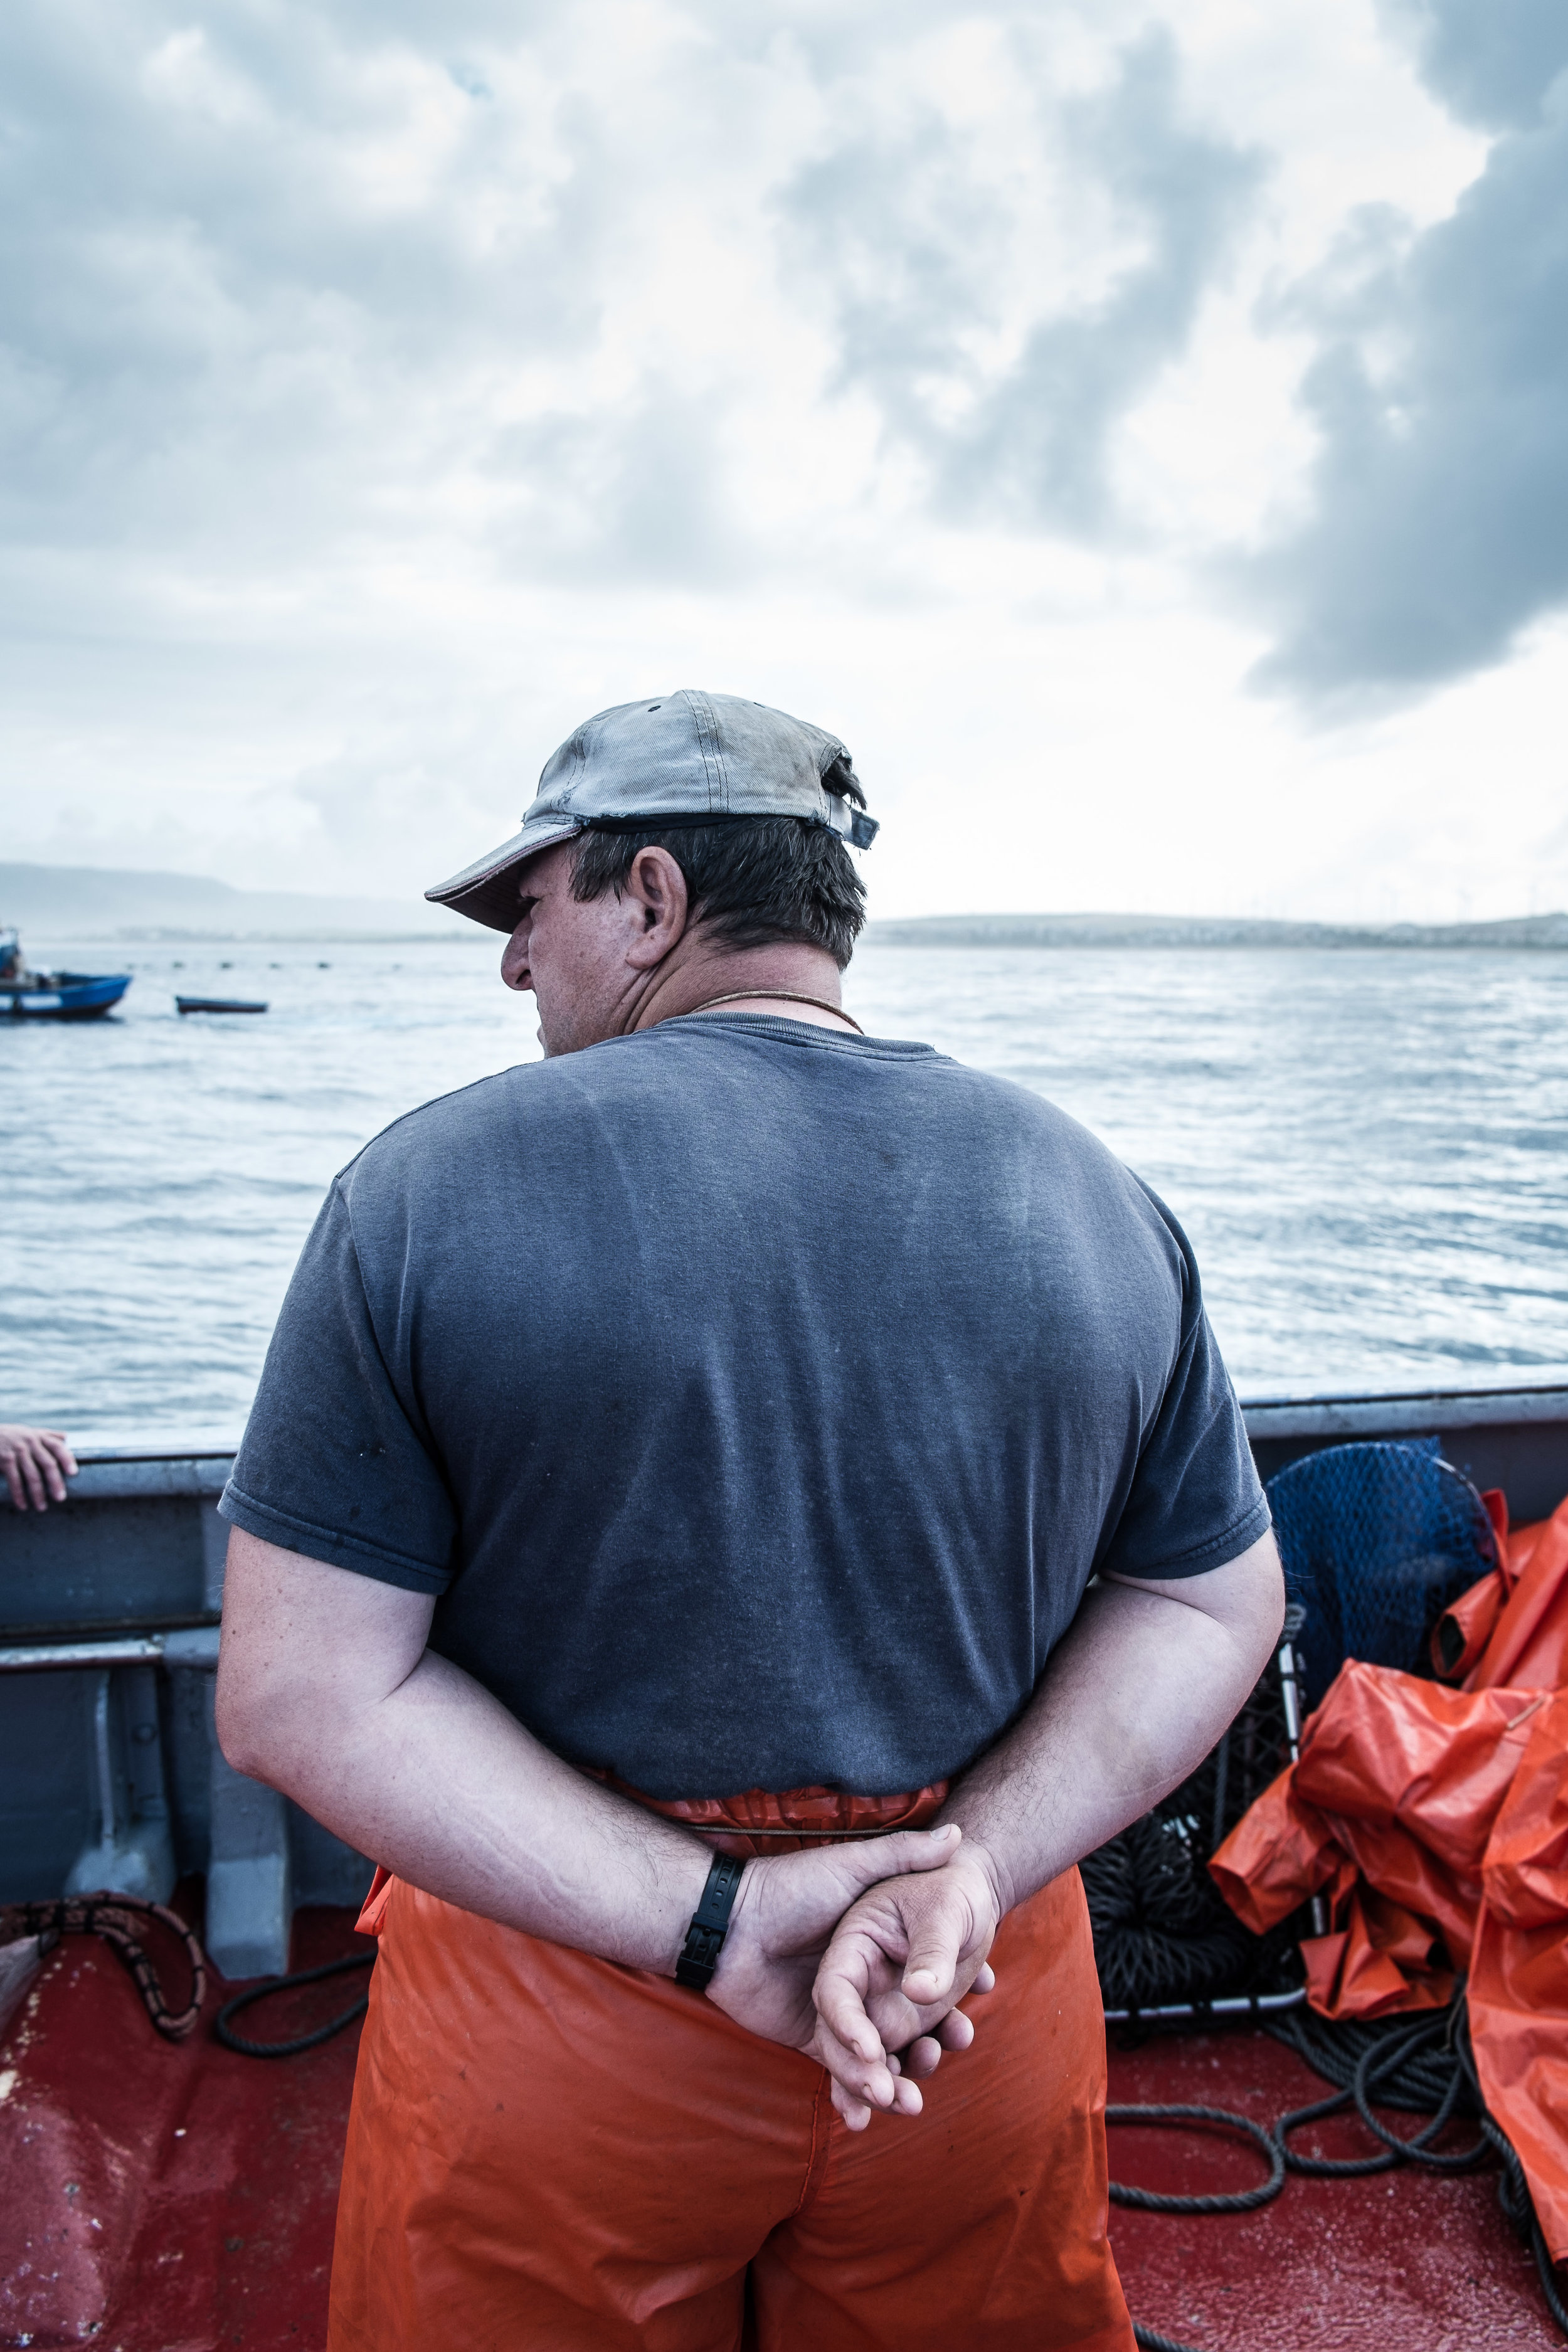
[
  {"x1": 1210, "y1": 1488, "x2": 1568, "y2": 2261},
  {"x1": 1209, "y1": 1665, "x2": 1549, "y2": 2017},
  {"x1": 1467, "y1": 1690, "x2": 1568, "y2": 2261},
  {"x1": 1444, "y1": 1490, "x2": 1568, "y2": 1693},
  {"x1": 330, "y1": 1785, "x2": 1135, "y2": 2352}
]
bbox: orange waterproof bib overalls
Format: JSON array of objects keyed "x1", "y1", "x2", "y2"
[{"x1": 328, "y1": 1783, "x2": 1135, "y2": 2352}]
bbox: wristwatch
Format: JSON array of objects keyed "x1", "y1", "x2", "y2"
[{"x1": 675, "y1": 1851, "x2": 745, "y2": 1991}]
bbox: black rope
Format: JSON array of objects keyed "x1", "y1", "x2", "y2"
[
  {"x1": 1083, "y1": 1659, "x2": 1305, "y2": 2016},
  {"x1": 1107, "y1": 2102, "x2": 1286, "y2": 2214},
  {"x1": 1084, "y1": 1813, "x2": 1285, "y2": 2013},
  {"x1": 1268, "y1": 1991, "x2": 1568, "y2": 2336},
  {"x1": 1110, "y1": 2102, "x2": 1283, "y2": 2349},
  {"x1": 213, "y1": 1950, "x2": 374, "y2": 2057},
  {"x1": 1271, "y1": 2006, "x2": 1488, "y2": 2178},
  {"x1": 1108, "y1": 1991, "x2": 1568, "y2": 2348}
]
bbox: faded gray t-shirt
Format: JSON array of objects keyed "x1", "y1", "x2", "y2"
[{"x1": 220, "y1": 1014, "x2": 1268, "y2": 1798}]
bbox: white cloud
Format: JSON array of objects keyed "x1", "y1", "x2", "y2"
[{"x1": 0, "y1": 0, "x2": 1562, "y2": 921}]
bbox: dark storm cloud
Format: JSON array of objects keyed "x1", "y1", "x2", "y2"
[
  {"x1": 1249, "y1": 1, "x2": 1568, "y2": 699},
  {"x1": 780, "y1": 28, "x2": 1264, "y2": 539},
  {"x1": 1382, "y1": 0, "x2": 1568, "y2": 130}
]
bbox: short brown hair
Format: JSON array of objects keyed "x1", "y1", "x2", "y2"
[{"x1": 571, "y1": 817, "x2": 867, "y2": 969}]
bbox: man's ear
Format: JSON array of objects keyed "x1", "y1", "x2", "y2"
[{"x1": 622, "y1": 847, "x2": 691, "y2": 968}]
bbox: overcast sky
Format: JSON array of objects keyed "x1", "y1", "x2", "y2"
[{"x1": 3, "y1": 0, "x2": 1565, "y2": 921}]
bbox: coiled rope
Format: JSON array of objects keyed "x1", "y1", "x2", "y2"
[
  {"x1": 1110, "y1": 2101, "x2": 1288, "y2": 2352},
  {"x1": 0, "y1": 1892, "x2": 373, "y2": 2057},
  {"x1": 1111, "y1": 1988, "x2": 1568, "y2": 2351},
  {"x1": 1084, "y1": 1814, "x2": 1271, "y2": 2013},
  {"x1": 1269, "y1": 2001, "x2": 1487, "y2": 2176},
  {"x1": 1108, "y1": 2103, "x2": 1286, "y2": 2214},
  {"x1": 213, "y1": 1950, "x2": 374, "y2": 2057},
  {"x1": 1269, "y1": 1993, "x2": 1568, "y2": 2334},
  {"x1": 0, "y1": 1894, "x2": 206, "y2": 2040}
]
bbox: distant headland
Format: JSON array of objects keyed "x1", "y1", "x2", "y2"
[
  {"x1": 0, "y1": 862, "x2": 453, "y2": 941},
  {"x1": 6, "y1": 862, "x2": 1565, "y2": 951},
  {"x1": 864, "y1": 911, "x2": 1568, "y2": 950}
]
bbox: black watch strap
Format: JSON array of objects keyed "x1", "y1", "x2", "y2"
[{"x1": 675, "y1": 1852, "x2": 746, "y2": 1991}]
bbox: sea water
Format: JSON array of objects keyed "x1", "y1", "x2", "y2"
[{"x1": 4, "y1": 937, "x2": 1567, "y2": 1443}]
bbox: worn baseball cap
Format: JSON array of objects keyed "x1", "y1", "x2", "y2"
[{"x1": 425, "y1": 687, "x2": 879, "y2": 933}]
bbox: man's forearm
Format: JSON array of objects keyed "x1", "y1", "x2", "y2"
[
  {"x1": 939, "y1": 1534, "x2": 1286, "y2": 1916},
  {"x1": 217, "y1": 1532, "x2": 713, "y2": 1973},
  {"x1": 807, "y1": 1535, "x2": 1286, "y2": 2077},
  {"x1": 216, "y1": 1524, "x2": 970, "y2": 2121},
  {"x1": 241, "y1": 1644, "x2": 718, "y2": 1969}
]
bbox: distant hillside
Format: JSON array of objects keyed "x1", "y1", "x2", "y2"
[
  {"x1": 0, "y1": 863, "x2": 456, "y2": 940},
  {"x1": 864, "y1": 911, "x2": 1568, "y2": 950},
  {"x1": 8, "y1": 866, "x2": 1562, "y2": 950}
]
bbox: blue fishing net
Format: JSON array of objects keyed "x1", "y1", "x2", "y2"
[{"x1": 1266, "y1": 1437, "x2": 1498, "y2": 1711}]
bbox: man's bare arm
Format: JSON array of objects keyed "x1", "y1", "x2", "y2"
[
  {"x1": 217, "y1": 1527, "x2": 967, "y2": 2113},
  {"x1": 943, "y1": 1531, "x2": 1286, "y2": 1917},
  {"x1": 810, "y1": 1530, "x2": 1285, "y2": 2119},
  {"x1": 217, "y1": 1527, "x2": 720, "y2": 1969}
]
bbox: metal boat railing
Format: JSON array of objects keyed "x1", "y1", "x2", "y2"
[{"x1": 2, "y1": 1386, "x2": 1565, "y2": 1979}]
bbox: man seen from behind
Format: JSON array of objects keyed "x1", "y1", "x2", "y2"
[{"x1": 215, "y1": 689, "x2": 1284, "y2": 2351}]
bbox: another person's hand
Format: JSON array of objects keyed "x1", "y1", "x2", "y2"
[
  {"x1": 707, "y1": 1825, "x2": 993, "y2": 2121},
  {"x1": 0, "y1": 1424, "x2": 77, "y2": 1512},
  {"x1": 809, "y1": 1841, "x2": 1005, "y2": 2128}
]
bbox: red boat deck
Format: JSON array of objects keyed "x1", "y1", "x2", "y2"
[
  {"x1": 1, "y1": 1905, "x2": 1559, "y2": 2351},
  {"x1": 1104, "y1": 2024, "x2": 1557, "y2": 2351},
  {"x1": 1, "y1": 1907, "x2": 364, "y2": 2352}
]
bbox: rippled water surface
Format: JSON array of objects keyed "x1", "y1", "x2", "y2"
[{"x1": 5, "y1": 938, "x2": 1567, "y2": 1441}]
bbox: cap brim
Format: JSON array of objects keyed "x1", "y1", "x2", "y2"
[{"x1": 424, "y1": 817, "x2": 583, "y2": 933}]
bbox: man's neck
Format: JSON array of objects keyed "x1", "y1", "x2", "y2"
[{"x1": 633, "y1": 949, "x2": 857, "y2": 1036}]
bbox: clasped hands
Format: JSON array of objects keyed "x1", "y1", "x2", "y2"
[{"x1": 705, "y1": 1825, "x2": 1006, "y2": 2131}]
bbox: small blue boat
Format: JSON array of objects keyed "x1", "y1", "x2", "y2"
[{"x1": 0, "y1": 927, "x2": 132, "y2": 1020}]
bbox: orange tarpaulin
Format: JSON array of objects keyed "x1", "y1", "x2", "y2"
[
  {"x1": 1458, "y1": 1492, "x2": 1568, "y2": 1693},
  {"x1": 1208, "y1": 1666, "x2": 1546, "y2": 2018},
  {"x1": 1210, "y1": 1491, "x2": 1568, "y2": 2263},
  {"x1": 1467, "y1": 1689, "x2": 1568, "y2": 2264}
]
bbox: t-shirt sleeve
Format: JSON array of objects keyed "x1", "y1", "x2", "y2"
[
  {"x1": 218, "y1": 1180, "x2": 457, "y2": 1593},
  {"x1": 1096, "y1": 1201, "x2": 1271, "y2": 1582}
]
